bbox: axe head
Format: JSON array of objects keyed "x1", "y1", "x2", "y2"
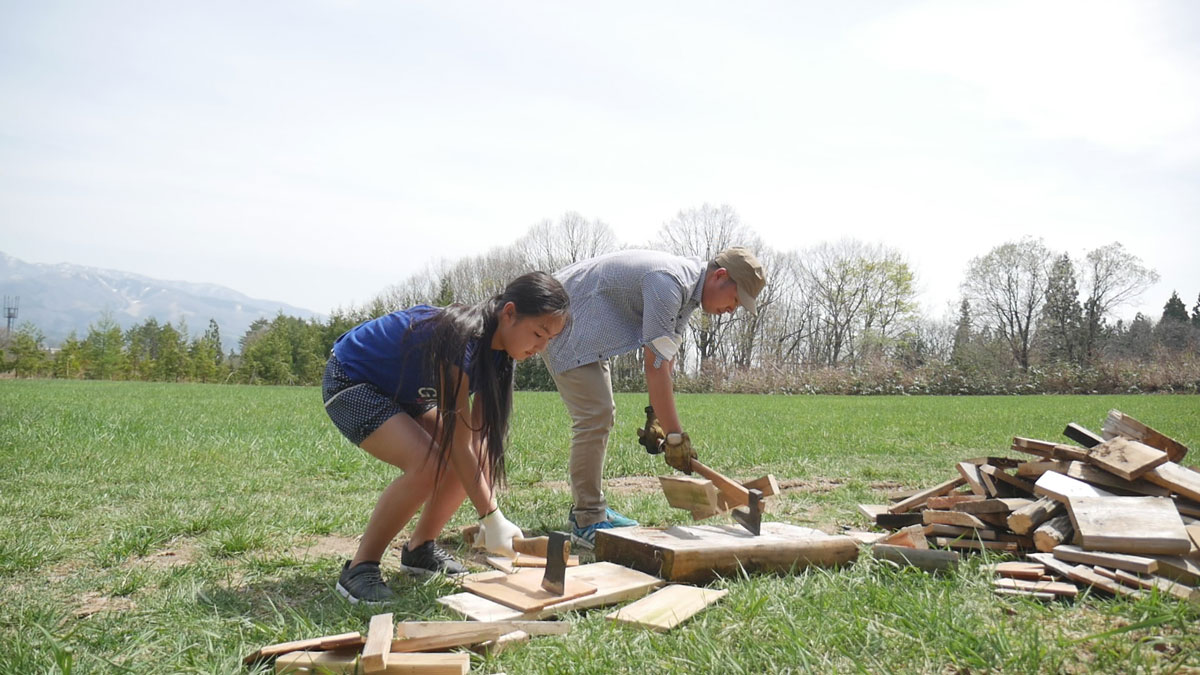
[
  {"x1": 540, "y1": 531, "x2": 568, "y2": 595},
  {"x1": 732, "y1": 489, "x2": 763, "y2": 536}
]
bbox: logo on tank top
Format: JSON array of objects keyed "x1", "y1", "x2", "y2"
[{"x1": 417, "y1": 386, "x2": 437, "y2": 401}]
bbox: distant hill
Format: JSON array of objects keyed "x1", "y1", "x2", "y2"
[{"x1": 0, "y1": 252, "x2": 324, "y2": 351}]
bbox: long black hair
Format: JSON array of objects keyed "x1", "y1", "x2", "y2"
[{"x1": 421, "y1": 271, "x2": 569, "y2": 486}]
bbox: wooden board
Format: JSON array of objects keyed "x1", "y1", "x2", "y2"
[
  {"x1": 1065, "y1": 495, "x2": 1191, "y2": 555},
  {"x1": 1149, "y1": 555, "x2": 1200, "y2": 586},
  {"x1": 928, "y1": 494, "x2": 985, "y2": 510},
  {"x1": 1103, "y1": 410, "x2": 1189, "y2": 463},
  {"x1": 689, "y1": 460, "x2": 751, "y2": 509},
  {"x1": 993, "y1": 577, "x2": 1078, "y2": 597},
  {"x1": 1007, "y1": 496, "x2": 1063, "y2": 535},
  {"x1": 1052, "y1": 544, "x2": 1158, "y2": 575},
  {"x1": 438, "y1": 562, "x2": 663, "y2": 621},
  {"x1": 1065, "y1": 461, "x2": 1170, "y2": 497},
  {"x1": 954, "y1": 498, "x2": 1031, "y2": 515},
  {"x1": 362, "y1": 613, "x2": 392, "y2": 673},
  {"x1": 660, "y1": 475, "x2": 723, "y2": 519},
  {"x1": 922, "y1": 510, "x2": 988, "y2": 529},
  {"x1": 990, "y1": 562, "x2": 1045, "y2": 580},
  {"x1": 933, "y1": 537, "x2": 1019, "y2": 552},
  {"x1": 1064, "y1": 422, "x2": 1104, "y2": 448},
  {"x1": 1064, "y1": 564, "x2": 1143, "y2": 598},
  {"x1": 871, "y1": 544, "x2": 958, "y2": 572},
  {"x1": 1034, "y1": 471, "x2": 1114, "y2": 503},
  {"x1": 389, "y1": 625, "x2": 504, "y2": 654},
  {"x1": 980, "y1": 464, "x2": 1035, "y2": 496},
  {"x1": 1033, "y1": 514, "x2": 1073, "y2": 553},
  {"x1": 484, "y1": 554, "x2": 580, "y2": 572},
  {"x1": 1016, "y1": 461, "x2": 1072, "y2": 479},
  {"x1": 1086, "y1": 437, "x2": 1168, "y2": 481},
  {"x1": 274, "y1": 650, "x2": 469, "y2": 674},
  {"x1": 1143, "y1": 462, "x2": 1200, "y2": 503},
  {"x1": 395, "y1": 621, "x2": 570, "y2": 639},
  {"x1": 878, "y1": 524, "x2": 928, "y2": 549},
  {"x1": 594, "y1": 522, "x2": 858, "y2": 583},
  {"x1": 888, "y1": 476, "x2": 966, "y2": 514},
  {"x1": 245, "y1": 632, "x2": 364, "y2": 665},
  {"x1": 1094, "y1": 566, "x2": 1198, "y2": 603},
  {"x1": 1028, "y1": 552, "x2": 1081, "y2": 581},
  {"x1": 606, "y1": 584, "x2": 729, "y2": 632},
  {"x1": 463, "y1": 568, "x2": 596, "y2": 612},
  {"x1": 742, "y1": 474, "x2": 781, "y2": 498},
  {"x1": 956, "y1": 462, "x2": 987, "y2": 496},
  {"x1": 1011, "y1": 437, "x2": 1089, "y2": 461},
  {"x1": 857, "y1": 504, "x2": 888, "y2": 521},
  {"x1": 925, "y1": 523, "x2": 996, "y2": 540},
  {"x1": 877, "y1": 512, "x2": 925, "y2": 529}
]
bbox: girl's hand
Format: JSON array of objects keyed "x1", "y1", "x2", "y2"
[{"x1": 478, "y1": 508, "x2": 521, "y2": 557}]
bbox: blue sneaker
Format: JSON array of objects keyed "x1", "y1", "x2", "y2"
[
  {"x1": 568, "y1": 508, "x2": 616, "y2": 549},
  {"x1": 605, "y1": 507, "x2": 639, "y2": 528}
]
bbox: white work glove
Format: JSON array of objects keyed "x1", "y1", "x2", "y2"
[{"x1": 478, "y1": 508, "x2": 521, "y2": 557}]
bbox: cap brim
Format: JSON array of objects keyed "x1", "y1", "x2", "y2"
[{"x1": 737, "y1": 286, "x2": 757, "y2": 316}]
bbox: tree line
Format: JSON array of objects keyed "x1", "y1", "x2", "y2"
[{"x1": 3, "y1": 206, "x2": 1198, "y2": 393}]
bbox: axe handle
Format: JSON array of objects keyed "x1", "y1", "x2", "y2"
[
  {"x1": 462, "y1": 525, "x2": 570, "y2": 560},
  {"x1": 691, "y1": 459, "x2": 751, "y2": 508}
]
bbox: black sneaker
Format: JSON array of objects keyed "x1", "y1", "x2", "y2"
[
  {"x1": 400, "y1": 540, "x2": 468, "y2": 576},
  {"x1": 336, "y1": 560, "x2": 395, "y2": 605}
]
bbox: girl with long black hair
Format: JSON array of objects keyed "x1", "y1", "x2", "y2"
[{"x1": 322, "y1": 271, "x2": 570, "y2": 604}]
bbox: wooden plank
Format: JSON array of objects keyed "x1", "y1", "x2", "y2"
[
  {"x1": 974, "y1": 512, "x2": 1013, "y2": 530},
  {"x1": 274, "y1": 650, "x2": 469, "y2": 674},
  {"x1": 1103, "y1": 410, "x2": 1188, "y2": 462},
  {"x1": 991, "y1": 561, "x2": 1045, "y2": 580},
  {"x1": 857, "y1": 504, "x2": 888, "y2": 521},
  {"x1": 927, "y1": 494, "x2": 985, "y2": 510},
  {"x1": 954, "y1": 498, "x2": 1031, "y2": 515},
  {"x1": 933, "y1": 537, "x2": 1019, "y2": 552},
  {"x1": 871, "y1": 544, "x2": 958, "y2": 572},
  {"x1": 689, "y1": 460, "x2": 751, "y2": 509},
  {"x1": 994, "y1": 588, "x2": 1055, "y2": 601},
  {"x1": 395, "y1": 621, "x2": 570, "y2": 639},
  {"x1": 925, "y1": 523, "x2": 996, "y2": 540},
  {"x1": 741, "y1": 474, "x2": 781, "y2": 498},
  {"x1": 1034, "y1": 471, "x2": 1114, "y2": 504},
  {"x1": 1052, "y1": 544, "x2": 1158, "y2": 575},
  {"x1": 1064, "y1": 564, "x2": 1143, "y2": 598},
  {"x1": 1007, "y1": 496, "x2": 1064, "y2": 535},
  {"x1": 659, "y1": 475, "x2": 723, "y2": 520},
  {"x1": 956, "y1": 462, "x2": 987, "y2": 496},
  {"x1": 876, "y1": 512, "x2": 925, "y2": 529},
  {"x1": 980, "y1": 464, "x2": 1036, "y2": 496},
  {"x1": 470, "y1": 630, "x2": 529, "y2": 656},
  {"x1": 888, "y1": 476, "x2": 966, "y2": 514},
  {"x1": 1028, "y1": 552, "x2": 1082, "y2": 580},
  {"x1": 1016, "y1": 461, "x2": 1071, "y2": 479},
  {"x1": 1065, "y1": 495, "x2": 1191, "y2": 555},
  {"x1": 1064, "y1": 422, "x2": 1104, "y2": 448},
  {"x1": 878, "y1": 524, "x2": 928, "y2": 549},
  {"x1": 844, "y1": 530, "x2": 888, "y2": 545},
  {"x1": 594, "y1": 522, "x2": 858, "y2": 584},
  {"x1": 1012, "y1": 437, "x2": 1089, "y2": 461},
  {"x1": 1097, "y1": 568, "x2": 1198, "y2": 603},
  {"x1": 245, "y1": 632, "x2": 363, "y2": 665},
  {"x1": 486, "y1": 554, "x2": 580, "y2": 571},
  {"x1": 463, "y1": 569, "x2": 596, "y2": 612},
  {"x1": 389, "y1": 625, "x2": 504, "y2": 654},
  {"x1": 1086, "y1": 437, "x2": 1168, "y2": 481},
  {"x1": 993, "y1": 577, "x2": 1078, "y2": 597},
  {"x1": 922, "y1": 510, "x2": 989, "y2": 529},
  {"x1": 439, "y1": 562, "x2": 663, "y2": 621},
  {"x1": 606, "y1": 584, "x2": 728, "y2": 632},
  {"x1": 362, "y1": 613, "x2": 393, "y2": 673},
  {"x1": 1143, "y1": 462, "x2": 1200, "y2": 503},
  {"x1": 1149, "y1": 555, "x2": 1200, "y2": 586},
  {"x1": 1065, "y1": 461, "x2": 1170, "y2": 497},
  {"x1": 1033, "y1": 515, "x2": 1074, "y2": 553},
  {"x1": 1188, "y1": 523, "x2": 1200, "y2": 552}
]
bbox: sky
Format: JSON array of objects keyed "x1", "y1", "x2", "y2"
[{"x1": 3, "y1": 0, "x2": 1198, "y2": 322}]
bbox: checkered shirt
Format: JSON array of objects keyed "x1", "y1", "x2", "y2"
[{"x1": 545, "y1": 249, "x2": 707, "y2": 374}]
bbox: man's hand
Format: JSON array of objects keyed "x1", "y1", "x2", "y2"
[
  {"x1": 478, "y1": 508, "x2": 522, "y2": 557},
  {"x1": 637, "y1": 406, "x2": 666, "y2": 454},
  {"x1": 664, "y1": 432, "x2": 697, "y2": 474}
]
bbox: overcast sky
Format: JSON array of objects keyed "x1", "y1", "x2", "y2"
[{"x1": 3, "y1": 0, "x2": 1198, "y2": 322}]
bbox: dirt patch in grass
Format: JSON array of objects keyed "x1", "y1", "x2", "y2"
[
  {"x1": 129, "y1": 539, "x2": 202, "y2": 570},
  {"x1": 73, "y1": 591, "x2": 136, "y2": 618},
  {"x1": 285, "y1": 534, "x2": 360, "y2": 561},
  {"x1": 532, "y1": 476, "x2": 663, "y2": 494}
]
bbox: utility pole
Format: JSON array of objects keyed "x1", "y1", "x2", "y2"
[{"x1": 3, "y1": 295, "x2": 16, "y2": 334}]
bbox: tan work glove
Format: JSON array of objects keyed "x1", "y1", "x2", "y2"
[
  {"x1": 637, "y1": 411, "x2": 666, "y2": 454},
  {"x1": 664, "y1": 432, "x2": 697, "y2": 474}
]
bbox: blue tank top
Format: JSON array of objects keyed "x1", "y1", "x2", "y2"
[{"x1": 332, "y1": 305, "x2": 501, "y2": 406}]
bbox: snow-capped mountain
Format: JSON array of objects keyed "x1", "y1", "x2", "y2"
[{"x1": 0, "y1": 252, "x2": 323, "y2": 351}]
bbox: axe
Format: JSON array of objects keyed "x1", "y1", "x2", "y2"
[{"x1": 540, "y1": 531, "x2": 569, "y2": 595}]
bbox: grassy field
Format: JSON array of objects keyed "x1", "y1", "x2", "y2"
[{"x1": 2, "y1": 380, "x2": 1198, "y2": 674}]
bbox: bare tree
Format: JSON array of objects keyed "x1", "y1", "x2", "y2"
[
  {"x1": 514, "y1": 212, "x2": 618, "y2": 273},
  {"x1": 961, "y1": 237, "x2": 1054, "y2": 371},
  {"x1": 1079, "y1": 242, "x2": 1159, "y2": 364}
]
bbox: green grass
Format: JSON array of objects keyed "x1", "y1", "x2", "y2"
[{"x1": 1, "y1": 380, "x2": 1198, "y2": 673}]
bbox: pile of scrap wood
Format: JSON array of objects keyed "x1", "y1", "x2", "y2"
[
  {"x1": 244, "y1": 614, "x2": 568, "y2": 674},
  {"x1": 858, "y1": 410, "x2": 1200, "y2": 602}
]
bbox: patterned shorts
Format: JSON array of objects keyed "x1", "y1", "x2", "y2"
[{"x1": 322, "y1": 354, "x2": 433, "y2": 445}]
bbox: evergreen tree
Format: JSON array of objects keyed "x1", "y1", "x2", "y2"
[
  {"x1": 124, "y1": 318, "x2": 161, "y2": 380},
  {"x1": 189, "y1": 319, "x2": 223, "y2": 382},
  {"x1": 53, "y1": 331, "x2": 84, "y2": 379},
  {"x1": 9, "y1": 322, "x2": 48, "y2": 377},
  {"x1": 1192, "y1": 292, "x2": 1200, "y2": 329},
  {"x1": 1162, "y1": 291, "x2": 1189, "y2": 323},
  {"x1": 1038, "y1": 254, "x2": 1083, "y2": 364},
  {"x1": 154, "y1": 322, "x2": 188, "y2": 381},
  {"x1": 82, "y1": 314, "x2": 125, "y2": 379}
]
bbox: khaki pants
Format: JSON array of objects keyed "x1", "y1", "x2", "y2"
[{"x1": 545, "y1": 357, "x2": 616, "y2": 527}]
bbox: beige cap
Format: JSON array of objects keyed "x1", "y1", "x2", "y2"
[{"x1": 715, "y1": 246, "x2": 766, "y2": 315}]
